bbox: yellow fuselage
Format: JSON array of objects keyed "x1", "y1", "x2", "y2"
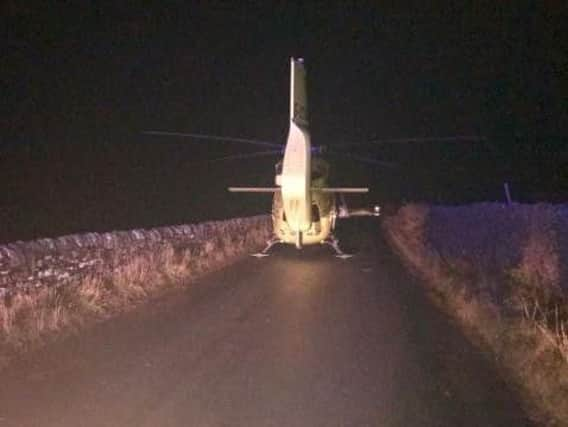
[{"x1": 273, "y1": 158, "x2": 335, "y2": 245}]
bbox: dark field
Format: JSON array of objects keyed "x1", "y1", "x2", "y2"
[{"x1": 1, "y1": 140, "x2": 276, "y2": 243}]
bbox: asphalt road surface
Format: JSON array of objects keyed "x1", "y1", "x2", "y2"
[{"x1": 0, "y1": 219, "x2": 533, "y2": 426}]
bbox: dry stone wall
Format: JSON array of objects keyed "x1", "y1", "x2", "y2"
[{"x1": 0, "y1": 215, "x2": 271, "y2": 298}]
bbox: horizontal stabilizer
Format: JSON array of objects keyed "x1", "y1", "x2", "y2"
[
  {"x1": 342, "y1": 208, "x2": 381, "y2": 217},
  {"x1": 313, "y1": 187, "x2": 369, "y2": 193},
  {"x1": 228, "y1": 187, "x2": 281, "y2": 193}
]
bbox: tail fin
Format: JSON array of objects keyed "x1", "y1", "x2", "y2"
[
  {"x1": 290, "y1": 58, "x2": 308, "y2": 128},
  {"x1": 281, "y1": 58, "x2": 312, "y2": 232}
]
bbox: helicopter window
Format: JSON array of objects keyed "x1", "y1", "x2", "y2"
[{"x1": 311, "y1": 204, "x2": 320, "y2": 222}]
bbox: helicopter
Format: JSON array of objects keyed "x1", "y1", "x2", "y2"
[
  {"x1": 147, "y1": 58, "x2": 378, "y2": 258},
  {"x1": 145, "y1": 57, "x2": 483, "y2": 258},
  {"x1": 227, "y1": 58, "x2": 380, "y2": 258}
]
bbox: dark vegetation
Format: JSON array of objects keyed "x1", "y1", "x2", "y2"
[{"x1": 383, "y1": 204, "x2": 568, "y2": 426}]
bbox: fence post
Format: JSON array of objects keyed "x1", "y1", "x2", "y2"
[{"x1": 503, "y1": 182, "x2": 512, "y2": 205}]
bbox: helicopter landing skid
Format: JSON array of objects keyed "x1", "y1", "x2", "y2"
[
  {"x1": 251, "y1": 237, "x2": 282, "y2": 258},
  {"x1": 321, "y1": 236, "x2": 352, "y2": 259}
]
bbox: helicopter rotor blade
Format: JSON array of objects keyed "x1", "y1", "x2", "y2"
[
  {"x1": 335, "y1": 135, "x2": 486, "y2": 147},
  {"x1": 194, "y1": 150, "x2": 282, "y2": 163},
  {"x1": 142, "y1": 131, "x2": 282, "y2": 148},
  {"x1": 326, "y1": 150, "x2": 398, "y2": 169}
]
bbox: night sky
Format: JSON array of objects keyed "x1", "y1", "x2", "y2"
[{"x1": 1, "y1": 2, "x2": 567, "y2": 241}]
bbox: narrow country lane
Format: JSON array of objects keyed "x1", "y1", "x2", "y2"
[{"x1": 0, "y1": 219, "x2": 532, "y2": 426}]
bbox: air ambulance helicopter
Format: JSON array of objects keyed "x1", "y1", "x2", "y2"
[
  {"x1": 145, "y1": 57, "x2": 482, "y2": 258},
  {"x1": 147, "y1": 58, "x2": 378, "y2": 258}
]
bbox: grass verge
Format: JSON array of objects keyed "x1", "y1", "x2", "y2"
[
  {"x1": 0, "y1": 219, "x2": 270, "y2": 370},
  {"x1": 382, "y1": 204, "x2": 568, "y2": 427}
]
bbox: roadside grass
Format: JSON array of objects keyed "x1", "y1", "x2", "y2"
[
  {"x1": 383, "y1": 204, "x2": 568, "y2": 427},
  {"x1": 0, "y1": 224, "x2": 269, "y2": 370}
]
